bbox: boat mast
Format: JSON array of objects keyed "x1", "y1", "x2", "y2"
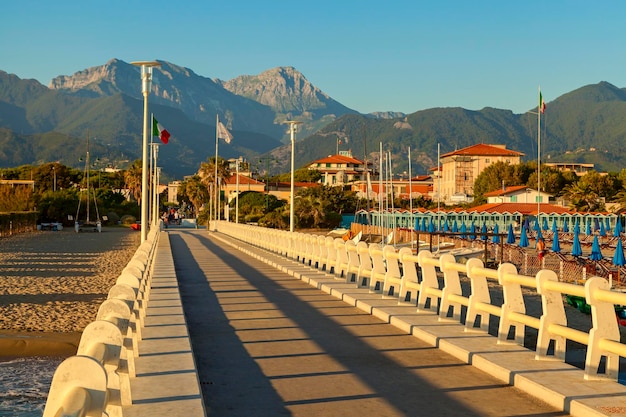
[{"x1": 86, "y1": 131, "x2": 90, "y2": 223}]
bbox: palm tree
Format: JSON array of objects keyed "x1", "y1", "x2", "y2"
[
  {"x1": 184, "y1": 175, "x2": 209, "y2": 218},
  {"x1": 198, "y1": 157, "x2": 231, "y2": 211},
  {"x1": 124, "y1": 160, "x2": 143, "y2": 205}
]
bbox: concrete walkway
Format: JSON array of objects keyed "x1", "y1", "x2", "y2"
[{"x1": 163, "y1": 229, "x2": 570, "y2": 417}]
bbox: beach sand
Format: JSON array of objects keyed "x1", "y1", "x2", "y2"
[{"x1": 0, "y1": 227, "x2": 140, "y2": 359}]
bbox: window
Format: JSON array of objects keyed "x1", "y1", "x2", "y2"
[
  {"x1": 535, "y1": 195, "x2": 543, "y2": 203},
  {"x1": 510, "y1": 195, "x2": 517, "y2": 202},
  {"x1": 485, "y1": 158, "x2": 490, "y2": 163},
  {"x1": 326, "y1": 163, "x2": 331, "y2": 168}
]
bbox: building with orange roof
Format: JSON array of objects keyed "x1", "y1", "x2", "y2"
[
  {"x1": 434, "y1": 143, "x2": 524, "y2": 205},
  {"x1": 306, "y1": 150, "x2": 375, "y2": 186},
  {"x1": 483, "y1": 185, "x2": 552, "y2": 204}
]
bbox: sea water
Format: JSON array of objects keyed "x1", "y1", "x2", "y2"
[{"x1": 0, "y1": 357, "x2": 63, "y2": 417}]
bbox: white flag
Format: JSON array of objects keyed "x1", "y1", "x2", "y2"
[{"x1": 217, "y1": 121, "x2": 233, "y2": 144}]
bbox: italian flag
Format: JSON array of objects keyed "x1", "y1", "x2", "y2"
[
  {"x1": 539, "y1": 91, "x2": 546, "y2": 114},
  {"x1": 152, "y1": 117, "x2": 170, "y2": 144}
]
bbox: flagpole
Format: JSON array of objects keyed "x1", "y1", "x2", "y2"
[
  {"x1": 214, "y1": 114, "x2": 219, "y2": 230},
  {"x1": 537, "y1": 86, "x2": 541, "y2": 234},
  {"x1": 150, "y1": 113, "x2": 155, "y2": 225}
]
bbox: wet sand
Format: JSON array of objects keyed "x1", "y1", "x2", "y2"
[{"x1": 0, "y1": 227, "x2": 140, "y2": 359}]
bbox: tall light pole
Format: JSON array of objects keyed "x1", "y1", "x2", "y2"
[
  {"x1": 283, "y1": 121, "x2": 302, "y2": 233},
  {"x1": 131, "y1": 61, "x2": 160, "y2": 242},
  {"x1": 151, "y1": 143, "x2": 160, "y2": 225}
]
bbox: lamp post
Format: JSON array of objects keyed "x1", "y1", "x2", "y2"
[
  {"x1": 131, "y1": 61, "x2": 160, "y2": 242},
  {"x1": 151, "y1": 143, "x2": 160, "y2": 225},
  {"x1": 283, "y1": 121, "x2": 302, "y2": 233},
  {"x1": 235, "y1": 157, "x2": 240, "y2": 224}
]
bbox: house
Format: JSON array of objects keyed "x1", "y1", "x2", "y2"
[
  {"x1": 484, "y1": 185, "x2": 552, "y2": 204},
  {"x1": 434, "y1": 143, "x2": 524, "y2": 205},
  {"x1": 223, "y1": 173, "x2": 266, "y2": 203},
  {"x1": 352, "y1": 175, "x2": 433, "y2": 201},
  {"x1": 306, "y1": 151, "x2": 375, "y2": 186}
]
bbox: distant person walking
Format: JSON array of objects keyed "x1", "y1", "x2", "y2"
[{"x1": 536, "y1": 237, "x2": 545, "y2": 261}]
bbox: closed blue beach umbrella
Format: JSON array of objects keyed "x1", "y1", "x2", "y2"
[
  {"x1": 481, "y1": 223, "x2": 488, "y2": 240},
  {"x1": 606, "y1": 217, "x2": 611, "y2": 231},
  {"x1": 519, "y1": 226, "x2": 529, "y2": 247},
  {"x1": 443, "y1": 220, "x2": 449, "y2": 232},
  {"x1": 523, "y1": 217, "x2": 530, "y2": 230},
  {"x1": 460, "y1": 222, "x2": 467, "y2": 239},
  {"x1": 492, "y1": 223, "x2": 500, "y2": 243},
  {"x1": 533, "y1": 219, "x2": 540, "y2": 232},
  {"x1": 470, "y1": 221, "x2": 476, "y2": 240},
  {"x1": 563, "y1": 220, "x2": 569, "y2": 233},
  {"x1": 452, "y1": 220, "x2": 459, "y2": 233},
  {"x1": 574, "y1": 222, "x2": 580, "y2": 236},
  {"x1": 590, "y1": 235, "x2": 603, "y2": 261},
  {"x1": 414, "y1": 218, "x2": 421, "y2": 231},
  {"x1": 551, "y1": 231, "x2": 561, "y2": 253},
  {"x1": 536, "y1": 227, "x2": 543, "y2": 241},
  {"x1": 600, "y1": 221, "x2": 606, "y2": 237},
  {"x1": 421, "y1": 217, "x2": 427, "y2": 232},
  {"x1": 428, "y1": 218, "x2": 435, "y2": 233},
  {"x1": 613, "y1": 239, "x2": 625, "y2": 267},
  {"x1": 571, "y1": 232, "x2": 582, "y2": 257},
  {"x1": 551, "y1": 218, "x2": 558, "y2": 234},
  {"x1": 594, "y1": 217, "x2": 600, "y2": 232},
  {"x1": 542, "y1": 217, "x2": 549, "y2": 231},
  {"x1": 613, "y1": 239, "x2": 626, "y2": 283},
  {"x1": 506, "y1": 223, "x2": 516, "y2": 244},
  {"x1": 614, "y1": 217, "x2": 622, "y2": 238},
  {"x1": 585, "y1": 220, "x2": 592, "y2": 236}
]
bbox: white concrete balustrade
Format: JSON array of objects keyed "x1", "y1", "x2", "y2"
[
  {"x1": 43, "y1": 226, "x2": 160, "y2": 417},
  {"x1": 214, "y1": 220, "x2": 626, "y2": 382}
]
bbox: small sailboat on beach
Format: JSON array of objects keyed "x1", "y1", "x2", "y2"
[{"x1": 75, "y1": 132, "x2": 101, "y2": 232}]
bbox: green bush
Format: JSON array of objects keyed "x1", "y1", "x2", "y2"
[{"x1": 120, "y1": 215, "x2": 137, "y2": 225}]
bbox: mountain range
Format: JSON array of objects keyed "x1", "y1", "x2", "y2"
[{"x1": 1, "y1": 58, "x2": 625, "y2": 179}]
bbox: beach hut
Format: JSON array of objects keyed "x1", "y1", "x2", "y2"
[{"x1": 614, "y1": 217, "x2": 622, "y2": 238}]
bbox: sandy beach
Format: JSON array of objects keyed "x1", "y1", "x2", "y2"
[{"x1": 0, "y1": 227, "x2": 140, "y2": 359}]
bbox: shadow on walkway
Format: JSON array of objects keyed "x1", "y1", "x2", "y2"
[{"x1": 169, "y1": 230, "x2": 564, "y2": 417}]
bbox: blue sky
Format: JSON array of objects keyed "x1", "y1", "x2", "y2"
[{"x1": 2, "y1": 0, "x2": 626, "y2": 115}]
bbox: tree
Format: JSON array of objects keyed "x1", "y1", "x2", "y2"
[
  {"x1": 270, "y1": 168, "x2": 322, "y2": 183},
  {"x1": 123, "y1": 160, "x2": 143, "y2": 205},
  {"x1": 181, "y1": 175, "x2": 209, "y2": 218},
  {"x1": 563, "y1": 171, "x2": 614, "y2": 211},
  {"x1": 198, "y1": 157, "x2": 231, "y2": 208}
]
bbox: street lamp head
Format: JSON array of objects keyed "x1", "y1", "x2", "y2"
[{"x1": 130, "y1": 61, "x2": 161, "y2": 67}]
